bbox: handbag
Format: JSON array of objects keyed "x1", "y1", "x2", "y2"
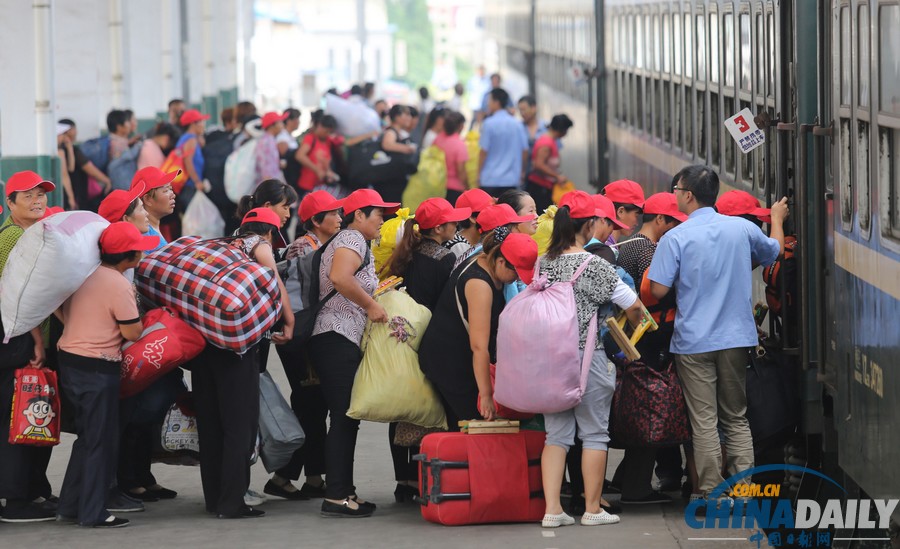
[
  {"x1": 119, "y1": 308, "x2": 206, "y2": 398},
  {"x1": 9, "y1": 367, "x2": 62, "y2": 446},
  {"x1": 609, "y1": 359, "x2": 691, "y2": 448},
  {"x1": 161, "y1": 393, "x2": 200, "y2": 453},
  {"x1": 161, "y1": 145, "x2": 190, "y2": 194},
  {"x1": 746, "y1": 347, "x2": 799, "y2": 446},
  {"x1": 258, "y1": 371, "x2": 306, "y2": 473},
  {"x1": 392, "y1": 421, "x2": 444, "y2": 447}
]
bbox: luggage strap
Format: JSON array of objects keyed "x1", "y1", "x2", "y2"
[{"x1": 412, "y1": 456, "x2": 542, "y2": 505}]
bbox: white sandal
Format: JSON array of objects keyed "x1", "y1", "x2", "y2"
[
  {"x1": 541, "y1": 512, "x2": 575, "y2": 528},
  {"x1": 581, "y1": 509, "x2": 620, "y2": 525}
]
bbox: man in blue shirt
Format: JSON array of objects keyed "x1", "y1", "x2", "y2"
[
  {"x1": 647, "y1": 165, "x2": 787, "y2": 500},
  {"x1": 477, "y1": 88, "x2": 529, "y2": 198}
]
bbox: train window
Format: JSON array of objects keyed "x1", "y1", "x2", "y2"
[
  {"x1": 636, "y1": 14, "x2": 644, "y2": 69},
  {"x1": 740, "y1": 14, "x2": 752, "y2": 91},
  {"x1": 880, "y1": 5, "x2": 900, "y2": 114},
  {"x1": 840, "y1": 120, "x2": 852, "y2": 224},
  {"x1": 655, "y1": 80, "x2": 663, "y2": 138},
  {"x1": 675, "y1": 84, "x2": 683, "y2": 147},
  {"x1": 697, "y1": 90, "x2": 706, "y2": 160},
  {"x1": 724, "y1": 14, "x2": 735, "y2": 88},
  {"x1": 663, "y1": 81, "x2": 672, "y2": 142},
  {"x1": 880, "y1": 129, "x2": 900, "y2": 239},
  {"x1": 756, "y1": 14, "x2": 765, "y2": 93},
  {"x1": 684, "y1": 14, "x2": 693, "y2": 79},
  {"x1": 653, "y1": 15, "x2": 660, "y2": 72},
  {"x1": 767, "y1": 13, "x2": 775, "y2": 98},
  {"x1": 710, "y1": 14, "x2": 720, "y2": 84},
  {"x1": 674, "y1": 13, "x2": 682, "y2": 75},
  {"x1": 711, "y1": 93, "x2": 720, "y2": 166},
  {"x1": 859, "y1": 6, "x2": 870, "y2": 108},
  {"x1": 725, "y1": 97, "x2": 736, "y2": 174},
  {"x1": 741, "y1": 100, "x2": 753, "y2": 181},
  {"x1": 685, "y1": 86, "x2": 694, "y2": 153},
  {"x1": 696, "y1": 14, "x2": 706, "y2": 80},
  {"x1": 858, "y1": 122, "x2": 871, "y2": 231},
  {"x1": 646, "y1": 15, "x2": 654, "y2": 70},
  {"x1": 663, "y1": 14, "x2": 671, "y2": 74},
  {"x1": 840, "y1": 7, "x2": 851, "y2": 105}
]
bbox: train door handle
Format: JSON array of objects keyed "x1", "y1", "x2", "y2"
[
  {"x1": 775, "y1": 121, "x2": 797, "y2": 132},
  {"x1": 812, "y1": 122, "x2": 833, "y2": 137}
]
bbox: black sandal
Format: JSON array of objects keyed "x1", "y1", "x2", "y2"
[
  {"x1": 320, "y1": 498, "x2": 373, "y2": 518},
  {"x1": 263, "y1": 479, "x2": 309, "y2": 501}
]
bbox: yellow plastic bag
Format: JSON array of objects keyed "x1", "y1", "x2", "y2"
[
  {"x1": 464, "y1": 130, "x2": 480, "y2": 188},
  {"x1": 532, "y1": 204, "x2": 557, "y2": 256},
  {"x1": 552, "y1": 180, "x2": 576, "y2": 204},
  {"x1": 347, "y1": 290, "x2": 447, "y2": 429},
  {"x1": 402, "y1": 146, "x2": 447, "y2": 211},
  {"x1": 372, "y1": 208, "x2": 413, "y2": 279}
]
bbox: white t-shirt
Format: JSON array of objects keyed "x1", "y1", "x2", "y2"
[{"x1": 276, "y1": 129, "x2": 298, "y2": 150}]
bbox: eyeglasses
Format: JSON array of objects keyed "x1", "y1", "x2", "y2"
[{"x1": 672, "y1": 186, "x2": 691, "y2": 193}]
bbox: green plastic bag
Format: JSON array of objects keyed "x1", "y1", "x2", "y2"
[
  {"x1": 347, "y1": 290, "x2": 447, "y2": 429},
  {"x1": 401, "y1": 145, "x2": 447, "y2": 211}
]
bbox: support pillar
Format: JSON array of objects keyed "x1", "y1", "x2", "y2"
[{"x1": 0, "y1": 0, "x2": 62, "y2": 208}]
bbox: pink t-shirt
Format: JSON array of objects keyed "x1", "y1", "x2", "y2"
[
  {"x1": 433, "y1": 132, "x2": 469, "y2": 192},
  {"x1": 138, "y1": 139, "x2": 166, "y2": 169}
]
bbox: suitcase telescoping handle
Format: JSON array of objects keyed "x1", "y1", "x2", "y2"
[{"x1": 412, "y1": 454, "x2": 543, "y2": 505}]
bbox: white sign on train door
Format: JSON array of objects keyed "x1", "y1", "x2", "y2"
[{"x1": 724, "y1": 108, "x2": 766, "y2": 153}]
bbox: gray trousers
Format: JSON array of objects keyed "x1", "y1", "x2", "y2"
[{"x1": 675, "y1": 348, "x2": 754, "y2": 495}]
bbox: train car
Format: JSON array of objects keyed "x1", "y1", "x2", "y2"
[{"x1": 486, "y1": 0, "x2": 900, "y2": 533}]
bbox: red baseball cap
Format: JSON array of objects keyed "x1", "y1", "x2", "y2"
[
  {"x1": 261, "y1": 111, "x2": 289, "y2": 129},
  {"x1": 643, "y1": 192, "x2": 688, "y2": 223},
  {"x1": 558, "y1": 190, "x2": 602, "y2": 219},
  {"x1": 341, "y1": 189, "x2": 400, "y2": 216},
  {"x1": 500, "y1": 233, "x2": 538, "y2": 285},
  {"x1": 299, "y1": 190, "x2": 343, "y2": 222},
  {"x1": 415, "y1": 198, "x2": 471, "y2": 230},
  {"x1": 99, "y1": 222, "x2": 160, "y2": 254},
  {"x1": 476, "y1": 204, "x2": 535, "y2": 233},
  {"x1": 716, "y1": 190, "x2": 771, "y2": 223},
  {"x1": 455, "y1": 188, "x2": 495, "y2": 214},
  {"x1": 241, "y1": 207, "x2": 288, "y2": 248},
  {"x1": 602, "y1": 179, "x2": 645, "y2": 208},
  {"x1": 5, "y1": 170, "x2": 56, "y2": 197},
  {"x1": 98, "y1": 181, "x2": 147, "y2": 223},
  {"x1": 40, "y1": 206, "x2": 64, "y2": 219},
  {"x1": 179, "y1": 109, "x2": 210, "y2": 126},
  {"x1": 131, "y1": 166, "x2": 180, "y2": 193},
  {"x1": 591, "y1": 194, "x2": 630, "y2": 230}
]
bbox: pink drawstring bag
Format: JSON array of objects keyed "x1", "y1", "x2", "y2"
[{"x1": 494, "y1": 256, "x2": 597, "y2": 414}]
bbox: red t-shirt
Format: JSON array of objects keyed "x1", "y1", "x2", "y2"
[
  {"x1": 433, "y1": 132, "x2": 469, "y2": 192},
  {"x1": 297, "y1": 133, "x2": 333, "y2": 191},
  {"x1": 527, "y1": 134, "x2": 560, "y2": 189}
]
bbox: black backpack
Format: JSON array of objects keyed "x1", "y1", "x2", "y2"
[{"x1": 292, "y1": 231, "x2": 371, "y2": 344}]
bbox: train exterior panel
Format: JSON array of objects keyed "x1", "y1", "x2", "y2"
[{"x1": 487, "y1": 0, "x2": 900, "y2": 516}]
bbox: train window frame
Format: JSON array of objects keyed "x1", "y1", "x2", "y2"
[
  {"x1": 767, "y1": 12, "x2": 776, "y2": 100},
  {"x1": 696, "y1": 12, "x2": 706, "y2": 81},
  {"x1": 710, "y1": 12, "x2": 720, "y2": 85},
  {"x1": 724, "y1": 11, "x2": 735, "y2": 88},
  {"x1": 877, "y1": 4, "x2": 900, "y2": 244},
  {"x1": 878, "y1": 3, "x2": 900, "y2": 116},
  {"x1": 858, "y1": 4, "x2": 871, "y2": 109},
  {"x1": 856, "y1": 3, "x2": 872, "y2": 238},
  {"x1": 740, "y1": 12, "x2": 752, "y2": 92},
  {"x1": 685, "y1": 12, "x2": 693, "y2": 80}
]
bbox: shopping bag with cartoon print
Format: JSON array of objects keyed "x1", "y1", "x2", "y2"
[{"x1": 9, "y1": 367, "x2": 61, "y2": 446}]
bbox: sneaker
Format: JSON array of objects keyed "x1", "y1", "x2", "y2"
[
  {"x1": 243, "y1": 489, "x2": 267, "y2": 507},
  {"x1": 106, "y1": 491, "x2": 145, "y2": 513},
  {"x1": 541, "y1": 512, "x2": 576, "y2": 528},
  {"x1": 580, "y1": 509, "x2": 621, "y2": 526},
  {"x1": 92, "y1": 515, "x2": 130, "y2": 528},
  {"x1": 0, "y1": 502, "x2": 56, "y2": 523},
  {"x1": 620, "y1": 491, "x2": 673, "y2": 505}
]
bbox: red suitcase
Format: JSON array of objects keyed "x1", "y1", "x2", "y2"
[{"x1": 415, "y1": 430, "x2": 546, "y2": 525}]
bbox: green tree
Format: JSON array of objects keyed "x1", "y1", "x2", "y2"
[{"x1": 387, "y1": 0, "x2": 434, "y2": 87}]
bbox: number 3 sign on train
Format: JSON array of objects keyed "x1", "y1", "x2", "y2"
[{"x1": 724, "y1": 107, "x2": 766, "y2": 154}]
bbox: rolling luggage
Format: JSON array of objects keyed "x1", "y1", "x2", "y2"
[{"x1": 414, "y1": 430, "x2": 545, "y2": 525}]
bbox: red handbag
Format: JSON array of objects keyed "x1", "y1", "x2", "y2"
[
  {"x1": 119, "y1": 308, "x2": 206, "y2": 398},
  {"x1": 9, "y1": 367, "x2": 61, "y2": 446},
  {"x1": 609, "y1": 359, "x2": 691, "y2": 448},
  {"x1": 476, "y1": 364, "x2": 534, "y2": 421}
]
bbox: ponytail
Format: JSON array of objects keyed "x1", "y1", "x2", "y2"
[
  {"x1": 386, "y1": 218, "x2": 422, "y2": 277},
  {"x1": 235, "y1": 194, "x2": 255, "y2": 220},
  {"x1": 546, "y1": 206, "x2": 594, "y2": 260}
]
